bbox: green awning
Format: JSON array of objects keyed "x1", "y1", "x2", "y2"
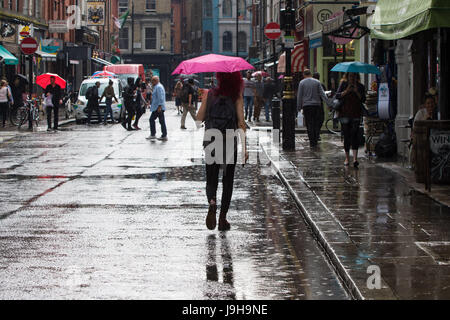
[
  {"x1": 0, "y1": 45, "x2": 18, "y2": 65},
  {"x1": 370, "y1": 0, "x2": 450, "y2": 40}
]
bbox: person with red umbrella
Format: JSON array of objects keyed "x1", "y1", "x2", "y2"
[{"x1": 44, "y1": 76, "x2": 63, "y2": 131}]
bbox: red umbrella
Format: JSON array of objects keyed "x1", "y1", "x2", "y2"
[
  {"x1": 36, "y1": 73, "x2": 66, "y2": 89},
  {"x1": 252, "y1": 71, "x2": 269, "y2": 77}
]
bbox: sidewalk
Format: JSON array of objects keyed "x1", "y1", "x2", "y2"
[{"x1": 257, "y1": 127, "x2": 450, "y2": 299}]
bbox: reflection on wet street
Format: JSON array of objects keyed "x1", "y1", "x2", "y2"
[{"x1": 0, "y1": 106, "x2": 348, "y2": 299}]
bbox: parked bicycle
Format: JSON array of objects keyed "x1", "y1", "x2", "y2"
[{"x1": 10, "y1": 96, "x2": 40, "y2": 128}]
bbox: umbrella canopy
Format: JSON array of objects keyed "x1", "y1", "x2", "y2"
[
  {"x1": 92, "y1": 71, "x2": 116, "y2": 78},
  {"x1": 15, "y1": 74, "x2": 29, "y2": 84},
  {"x1": 36, "y1": 73, "x2": 66, "y2": 89},
  {"x1": 331, "y1": 61, "x2": 381, "y2": 75},
  {"x1": 252, "y1": 71, "x2": 269, "y2": 77},
  {"x1": 172, "y1": 54, "x2": 254, "y2": 75}
]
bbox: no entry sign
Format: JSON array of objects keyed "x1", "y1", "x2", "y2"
[
  {"x1": 20, "y1": 37, "x2": 38, "y2": 55},
  {"x1": 264, "y1": 22, "x2": 282, "y2": 40}
]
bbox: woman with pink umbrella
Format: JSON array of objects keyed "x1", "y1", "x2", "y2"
[{"x1": 173, "y1": 54, "x2": 252, "y2": 231}]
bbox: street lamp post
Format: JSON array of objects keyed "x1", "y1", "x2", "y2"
[{"x1": 280, "y1": 0, "x2": 296, "y2": 150}]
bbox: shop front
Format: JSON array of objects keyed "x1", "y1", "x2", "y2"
[{"x1": 370, "y1": 0, "x2": 450, "y2": 188}]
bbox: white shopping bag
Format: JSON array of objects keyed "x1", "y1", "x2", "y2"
[{"x1": 297, "y1": 111, "x2": 304, "y2": 127}]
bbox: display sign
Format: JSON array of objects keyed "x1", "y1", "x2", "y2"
[
  {"x1": 430, "y1": 130, "x2": 450, "y2": 183},
  {"x1": 284, "y1": 35, "x2": 295, "y2": 49},
  {"x1": 309, "y1": 31, "x2": 323, "y2": 49},
  {"x1": 87, "y1": 1, "x2": 106, "y2": 26},
  {"x1": 41, "y1": 39, "x2": 63, "y2": 54},
  {"x1": 304, "y1": 2, "x2": 353, "y2": 37},
  {"x1": 49, "y1": 20, "x2": 69, "y2": 33},
  {"x1": 20, "y1": 37, "x2": 38, "y2": 55},
  {"x1": 18, "y1": 24, "x2": 33, "y2": 43}
]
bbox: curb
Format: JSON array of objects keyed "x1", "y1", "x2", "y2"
[{"x1": 261, "y1": 144, "x2": 397, "y2": 300}]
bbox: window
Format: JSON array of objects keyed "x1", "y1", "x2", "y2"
[
  {"x1": 145, "y1": 27, "x2": 157, "y2": 50},
  {"x1": 223, "y1": 31, "x2": 232, "y2": 52},
  {"x1": 238, "y1": 0, "x2": 246, "y2": 18},
  {"x1": 222, "y1": 0, "x2": 232, "y2": 17},
  {"x1": 35, "y1": 0, "x2": 41, "y2": 18},
  {"x1": 204, "y1": 31, "x2": 212, "y2": 51},
  {"x1": 146, "y1": 0, "x2": 156, "y2": 11},
  {"x1": 119, "y1": 0, "x2": 128, "y2": 15},
  {"x1": 119, "y1": 27, "x2": 129, "y2": 50},
  {"x1": 238, "y1": 31, "x2": 247, "y2": 52},
  {"x1": 204, "y1": 0, "x2": 212, "y2": 18}
]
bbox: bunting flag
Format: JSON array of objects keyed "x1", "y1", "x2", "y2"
[{"x1": 114, "y1": 9, "x2": 130, "y2": 29}]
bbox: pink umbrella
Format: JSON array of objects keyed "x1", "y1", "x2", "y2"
[
  {"x1": 252, "y1": 71, "x2": 269, "y2": 77},
  {"x1": 172, "y1": 54, "x2": 254, "y2": 75}
]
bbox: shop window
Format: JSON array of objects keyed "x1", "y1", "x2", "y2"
[
  {"x1": 323, "y1": 36, "x2": 355, "y2": 57},
  {"x1": 204, "y1": 31, "x2": 213, "y2": 51},
  {"x1": 119, "y1": 27, "x2": 129, "y2": 50},
  {"x1": 204, "y1": 0, "x2": 212, "y2": 18},
  {"x1": 119, "y1": 0, "x2": 128, "y2": 15},
  {"x1": 146, "y1": 0, "x2": 156, "y2": 12},
  {"x1": 238, "y1": 31, "x2": 247, "y2": 52},
  {"x1": 145, "y1": 27, "x2": 157, "y2": 50},
  {"x1": 223, "y1": 31, "x2": 232, "y2": 52},
  {"x1": 223, "y1": 0, "x2": 232, "y2": 17}
]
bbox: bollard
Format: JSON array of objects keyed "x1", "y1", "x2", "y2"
[{"x1": 272, "y1": 98, "x2": 280, "y2": 130}]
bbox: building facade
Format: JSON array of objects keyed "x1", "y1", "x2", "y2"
[{"x1": 119, "y1": 0, "x2": 173, "y2": 89}]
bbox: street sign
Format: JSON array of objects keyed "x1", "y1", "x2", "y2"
[
  {"x1": 284, "y1": 35, "x2": 295, "y2": 49},
  {"x1": 264, "y1": 22, "x2": 282, "y2": 40},
  {"x1": 20, "y1": 37, "x2": 38, "y2": 55}
]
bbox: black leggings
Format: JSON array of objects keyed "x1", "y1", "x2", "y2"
[
  {"x1": 0, "y1": 102, "x2": 8, "y2": 126},
  {"x1": 206, "y1": 150, "x2": 237, "y2": 215},
  {"x1": 341, "y1": 119, "x2": 360, "y2": 152}
]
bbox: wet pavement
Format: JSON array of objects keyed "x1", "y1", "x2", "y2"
[
  {"x1": 0, "y1": 103, "x2": 348, "y2": 300},
  {"x1": 261, "y1": 131, "x2": 450, "y2": 299}
]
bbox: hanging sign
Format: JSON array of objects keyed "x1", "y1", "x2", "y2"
[{"x1": 87, "y1": 1, "x2": 106, "y2": 26}]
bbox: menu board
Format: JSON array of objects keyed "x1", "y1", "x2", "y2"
[{"x1": 430, "y1": 129, "x2": 450, "y2": 183}]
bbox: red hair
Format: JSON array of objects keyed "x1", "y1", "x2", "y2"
[{"x1": 213, "y1": 71, "x2": 243, "y2": 102}]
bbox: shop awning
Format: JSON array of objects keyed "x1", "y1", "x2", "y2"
[
  {"x1": 277, "y1": 43, "x2": 306, "y2": 74},
  {"x1": 92, "y1": 57, "x2": 113, "y2": 66},
  {"x1": 36, "y1": 50, "x2": 57, "y2": 61},
  {"x1": 0, "y1": 45, "x2": 18, "y2": 65},
  {"x1": 370, "y1": 0, "x2": 450, "y2": 40}
]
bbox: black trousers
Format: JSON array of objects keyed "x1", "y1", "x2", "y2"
[
  {"x1": 0, "y1": 102, "x2": 8, "y2": 126},
  {"x1": 133, "y1": 105, "x2": 143, "y2": 126},
  {"x1": 46, "y1": 105, "x2": 59, "y2": 129},
  {"x1": 341, "y1": 119, "x2": 360, "y2": 152},
  {"x1": 303, "y1": 105, "x2": 320, "y2": 146},
  {"x1": 87, "y1": 102, "x2": 101, "y2": 124},
  {"x1": 206, "y1": 149, "x2": 237, "y2": 215},
  {"x1": 316, "y1": 104, "x2": 325, "y2": 138},
  {"x1": 123, "y1": 103, "x2": 135, "y2": 129}
]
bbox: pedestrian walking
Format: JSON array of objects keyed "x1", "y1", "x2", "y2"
[
  {"x1": 147, "y1": 76, "x2": 168, "y2": 141},
  {"x1": 262, "y1": 77, "x2": 277, "y2": 122},
  {"x1": 11, "y1": 77, "x2": 24, "y2": 119},
  {"x1": 243, "y1": 71, "x2": 255, "y2": 121},
  {"x1": 122, "y1": 77, "x2": 136, "y2": 131},
  {"x1": 0, "y1": 80, "x2": 13, "y2": 128},
  {"x1": 174, "y1": 80, "x2": 183, "y2": 115},
  {"x1": 132, "y1": 78, "x2": 146, "y2": 130},
  {"x1": 253, "y1": 73, "x2": 264, "y2": 122},
  {"x1": 86, "y1": 81, "x2": 101, "y2": 125},
  {"x1": 335, "y1": 72, "x2": 366, "y2": 167},
  {"x1": 180, "y1": 78, "x2": 198, "y2": 129},
  {"x1": 44, "y1": 76, "x2": 63, "y2": 131},
  {"x1": 313, "y1": 72, "x2": 326, "y2": 141},
  {"x1": 99, "y1": 80, "x2": 118, "y2": 125},
  {"x1": 297, "y1": 69, "x2": 332, "y2": 148},
  {"x1": 196, "y1": 71, "x2": 248, "y2": 231}
]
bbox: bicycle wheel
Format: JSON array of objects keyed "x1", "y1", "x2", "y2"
[
  {"x1": 326, "y1": 118, "x2": 341, "y2": 135},
  {"x1": 10, "y1": 106, "x2": 27, "y2": 126}
]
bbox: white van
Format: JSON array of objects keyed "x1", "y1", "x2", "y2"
[{"x1": 73, "y1": 78, "x2": 124, "y2": 124}]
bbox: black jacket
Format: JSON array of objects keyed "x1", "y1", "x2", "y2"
[{"x1": 45, "y1": 84, "x2": 63, "y2": 106}]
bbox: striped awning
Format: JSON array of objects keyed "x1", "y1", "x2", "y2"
[
  {"x1": 36, "y1": 50, "x2": 57, "y2": 61},
  {"x1": 277, "y1": 42, "x2": 306, "y2": 73}
]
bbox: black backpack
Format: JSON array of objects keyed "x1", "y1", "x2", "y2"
[
  {"x1": 85, "y1": 86, "x2": 93, "y2": 100},
  {"x1": 205, "y1": 92, "x2": 237, "y2": 133},
  {"x1": 180, "y1": 85, "x2": 191, "y2": 104}
]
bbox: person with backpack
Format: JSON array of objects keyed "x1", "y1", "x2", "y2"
[
  {"x1": 132, "y1": 77, "x2": 146, "y2": 130},
  {"x1": 335, "y1": 72, "x2": 366, "y2": 167},
  {"x1": 173, "y1": 80, "x2": 183, "y2": 115},
  {"x1": 180, "y1": 78, "x2": 198, "y2": 130},
  {"x1": 121, "y1": 77, "x2": 137, "y2": 131},
  {"x1": 196, "y1": 71, "x2": 249, "y2": 231}
]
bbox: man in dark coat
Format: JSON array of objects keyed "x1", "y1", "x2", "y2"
[
  {"x1": 121, "y1": 77, "x2": 137, "y2": 131},
  {"x1": 86, "y1": 81, "x2": 101, "y2": 125},
  {"x1": 44, "y1": 76, "x2": 63, "y2": 131}
]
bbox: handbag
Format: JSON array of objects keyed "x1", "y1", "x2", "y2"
[
  {"x1": 297, "y1": 111, "x2": 304, "y2": 127},
  {"x1": 358, "y1": 125, "x2": 365, "y2": 147},
  {"x1": 332, "y1": 98, "x2": 343, "y2": 111}
]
